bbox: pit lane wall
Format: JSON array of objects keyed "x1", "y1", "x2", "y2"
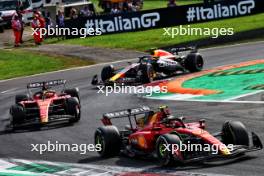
[{"x1": 65, "y1": 0, "x2": 264, "y2": 37}]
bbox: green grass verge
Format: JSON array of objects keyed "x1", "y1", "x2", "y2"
[
  {"x1": 0, "y1": 49, "x2": 94, "y2": 80},
  {"x1": 91, "y1": 0, "x2": 202, "y2": 12},
  {"x1": 143, "y1": 0, "x2": 202, "y2": 10},
  {"x1": 48, "y1": 13, "x2": 264, "y2": 51}
]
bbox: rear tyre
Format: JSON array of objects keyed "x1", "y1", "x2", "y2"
[
  {"x1": 156, "y1": 134, "x2": 183, "y2": 166},
  {"x1": 94, "y1": 126, "x2": 121, "y2": 157},
  {"x1": 66, "y1": 97, "x2": 81, "y2": 123},
  {"x1": 101, "y1": 65, "x2": 115, "y2": 82},
  {"x1": 222, "y1": 121, "x2": 249, "y2": 146},
  {"x1": 64, "y1": 88, "x2": 80, "y2": 102},
  {"x1": 15, "y1": 94, "x2": 29, "y2": 104},
  {"x1": 184, "y1": 53, "x2": 204, "y2": 72},
  {"x1": 10, "y1": 105, "x2": 25, "y2": 125}
]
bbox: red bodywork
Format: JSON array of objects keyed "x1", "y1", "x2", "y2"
[
  {"x1": 102, "y1": 109, "x2": 229, "y2": 156},
  {"x1": 19, "y1": 92, "x2": 70, "y2": 123},
  {"x1": 98, "y1": 107, "x2": 262, "y2": 163}
]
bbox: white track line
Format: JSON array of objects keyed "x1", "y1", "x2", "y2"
[
  {"x1": 199, "y1": 40, "x2": 264, "y2": 51},
  {"x1": 0, "y1": 40, "x2": 263, "y2": 84},
  {"x1": 225, "y1": 90, "x2": 264, "y2": 101},
  {"x1": 0, "y1": 169, "x2": 53, "y2": 175},
  {"x1": 146, "y1": 96, "x2": 264, "y2": 104},
  {"x1": 73, "y1": 170, "x2": 95, "y2": 176},
  {"x1": 93, "y1": 171, "x2": 111, "y2": 176},
  {"x1": 1, "y1": 88, "x2": 16, "y2": 94}
]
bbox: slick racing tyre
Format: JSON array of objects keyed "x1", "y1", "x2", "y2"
[
  {"x1": 184, "y1": 53, "x2": 204, "y2": 72},
  {"x1": 156, "y1": 134, "x2": 183, "y2": 166},
  {"x1": 101, "y1": 65, "x2": 115, "y2": 82},
  {"x1": 94, "y1": 126, "x2": 121, "y2": 157},
  {"x1": 140, "y1": 64, "x2": 155, "y2": 84},
  {"x1": 0, "y1": 26, "x2": 3, "y2": 33},
  {"x1": 222, "y1": 121, "x2": 249, "y2": 146},
  {"x1": 10, "y1": 105, "x2": 26, "y2": 125},
  {"x1": 66, "y1": 97, "x2": 81, "y2": 123},
  {"x1": 15, "y1": 94, "x2": 29, "y2": 104},
  {"x1": 64, "y1": 88, "x2": 80, "y2": 102}
]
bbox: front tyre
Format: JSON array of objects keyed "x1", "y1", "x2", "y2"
[
  {"x1": 222, "y1": 121, "x2": 249, "y2": 146},
  {"x1": 156, "y1": 134, "x2": 183, "y2": 166},
  {"x1": 94, "y1": 126, "x2": 121, "y2": 157},
  {"x1": 64, "y1": 88, "x2": 80, "y2": 102},
  {"x1": 10, "y1": 105, "x2": 26, "y2": 125},
  {"x1": 66, "y1": 97, "x2": 81, "y2": 123},
  {"x1": 101, "y1": 65, "x2": 115, "y2": 82}
]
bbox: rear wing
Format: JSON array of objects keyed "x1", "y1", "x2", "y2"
[
  {"x1": 171, "y1": 46, "x2": 197, "y2": 54},
  {"x1": 103, "y1": 106, "x2": 151, "y2": 119},
  {"x1": 102, "y1": 106, "x2": 151, "y2": 126},
  {"x1": 27, "y1": 79, "x2": 66, "y2": 89}
]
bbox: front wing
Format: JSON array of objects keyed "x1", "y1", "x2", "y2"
[
  {"x1": 10, "y1": 114, "x2": 76, "y2": 129},
  {"x1": 179, "y1": 132, "x2": 263, "y2": 164}
]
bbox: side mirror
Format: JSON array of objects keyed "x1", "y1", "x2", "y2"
[
  {"x1": 177, "y1": 116, "x2": 185, "y2": 121},
  {"x1": 171, "y1": 48, "x2": 178, "y2": 55},
  {"x1": 199, "y1": 119, "x2": 205, "y2": 129}
]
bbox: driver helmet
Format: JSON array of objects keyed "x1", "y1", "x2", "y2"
[
  {"x1": 35, "y1": 10, "x2": 42, "y2": 16},
  {"x1": 42, "y1": 82, "x2": 49, "y2": 91},
  {"x1": 159, "y1": 105, "x2": 170, "y2": 117},
  {"x1": 33, "y1": 13, "x2": 39, "y2": 19}
]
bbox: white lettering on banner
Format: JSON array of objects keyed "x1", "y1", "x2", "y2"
[
  {"x1": 85, "y1": 12, "x2": 160, "y2": 33},
  {"x1": 187, "y1": 0, "x2": 255, "y2": 22}
]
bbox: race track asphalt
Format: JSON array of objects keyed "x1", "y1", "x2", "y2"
[{"x1": 0, "y1": 42, "x2": 264, "y2": 175}]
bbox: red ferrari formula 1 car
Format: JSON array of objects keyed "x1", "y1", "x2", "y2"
[
  {"x1": 94, "y1": 106, "x2": 262, "y2": 166},
  {"x1": 9, "y1": 80, "x2": 81, "y2": 129},
  {"x1": 92, "y1": 47, "x2": 204, "y2": 86}
]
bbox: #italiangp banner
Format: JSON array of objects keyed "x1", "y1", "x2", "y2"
[{"x1": 65, "y1": 0, "x2": 264, "y2": 37}]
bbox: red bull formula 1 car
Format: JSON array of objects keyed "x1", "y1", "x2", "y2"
[
  {"x1": 92, "y1": 47, "x2": 204, "y2": 85},
  {"x1": 94, "y1": 106, "x2": 262, "y2": 166},
  {"x1": 9, "y1": 80, "x2": 81, "y2": 129}
]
